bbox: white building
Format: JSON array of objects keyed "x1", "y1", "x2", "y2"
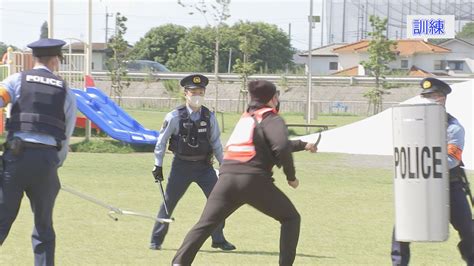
[
  {"x1": 63, "y1": 42, "x2": 109, "y2": 71},
  {"x1": 331, "y1": 39, "x2": 453, "y2": 77},
  {"x1": 298, "y1": 43, "x2": 347, "y2": 75},
  {"x1": 437, "y1": 38, "x2": 474, "y2": 76}
]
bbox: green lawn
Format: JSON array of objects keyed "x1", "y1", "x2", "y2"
[
  {"x1": 1, "y1": 110, "x2": 470, "y2": 265},
  {"x1": 0, "y1": 151, "x2": 469, "y2": 265}
]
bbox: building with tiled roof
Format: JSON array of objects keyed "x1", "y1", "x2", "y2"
[
  {"x1": 298, "y1": 43, "x2": 347, "y2": 75},
  {"x1": 330, "y1": 39, "x2": 459, "y2": 77},
  {"x1": 436, "y1": 38, "x2": 474, "y2": 76}
]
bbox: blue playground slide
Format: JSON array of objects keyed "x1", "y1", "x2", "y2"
[{"x1": 72, "y1": 87, "x2": 159, "y2": 145}]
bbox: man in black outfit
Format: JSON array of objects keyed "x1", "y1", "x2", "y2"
[{"x1": 172, "y1": 80, "x2": 317, "y2": 266}]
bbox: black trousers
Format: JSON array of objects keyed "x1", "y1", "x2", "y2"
[
  {"x1": 172, "y1": 173, "x2": 301, "y2": 266},
  {"x1": 150, "y1": 157, "x2": 225, "y2": 246},
  {"x1": 0, "y1": 147, "x2": 60, "y2": 266},
  {"x1": 391, "y1": 181, "x2": 474, "y2": 266}
]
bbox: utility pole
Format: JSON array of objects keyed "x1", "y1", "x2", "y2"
[
  {"x1": 342, "y1": 0, "x2": 346, "y2": 42},
  {"x1": 386, "y1": 1, "x2": 390, "y2": 38},
  {"x1": 85, "y1": 0, "x2": 92, "y2": 141},
  {"x1": 307, "y1": 0, "x2": 314, "y2": 129},
  {"x1": 105, "y1": 7, "x2": 114, "y2": 45},
  {"x1": 321, "y1": 0, "x2": 325, "y2": 46},
  {"x1": 214, "y1": 26, "x2": 220, "y2": 112},
  {"x1": 227, "y1": 48, "x2": 232, "y2": 73},
  {"x1": 48, "y1": 0, "x2": 54, "y2": 38}
]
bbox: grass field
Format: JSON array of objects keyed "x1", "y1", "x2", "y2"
[{"x1": 0, "y1": 110, "x2": 472, "y2": 265}]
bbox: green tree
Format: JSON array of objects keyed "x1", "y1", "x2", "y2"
[
  {"x1": 233, "y1": 21, "x2": 263, "y2": 112},
  {"x1": 130, "y1": 24, "x2": 187, "y2": 65},
  {"x1": 167, "y1": 26, "x2": 216, "y2": 72},
  {"x1": 360, "y1": 15, "x2": 397, "y2": 115},
  {"x1": 0, "y1": 42, "x2": 10, "y2": 58},
  {"x1": 106, "y1": 12, "x2": 130, "y2": 106},
  {"x1": 178, "y1": 0, "x2": 231, "y2": 111},
  {"x1": 457, "y1": 22, "x2": 474, "y2": 39},
  {"x1": 40, "y1": 21, "x2": 48, "y2": 39},
  {"x1": 0, "y1": 42, "x2": 18, "y2": 62},
  {"x1": 249, "y1": 22, "x2": 294, "y2": 72}
]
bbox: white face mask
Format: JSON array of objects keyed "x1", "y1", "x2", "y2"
[
  {"x1": 186, "y1": 95, "x2": 204, "y2": 108},
  {"x1": 418, "y1": 96, "x2": 437, "y2": 104}
]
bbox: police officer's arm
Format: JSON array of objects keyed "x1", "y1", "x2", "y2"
[
  {"x1": 57, "y1": 89, "x2": 77, "y2": 167},
  {"x1": 261, "y1": 114, "x2": 296, "y2": 181},
  {"x1": 447, "y1": 123, "x2": 465, "y2": 169},
  {"x1": 0, "y1": 73, "x2": 21, "y2": 107},
  {"x1": 209, "y1": 112, "x2": 224, "y2": 165},
  {"x1": 154, "y1": 111, "x2": 179, "y2": 167}
]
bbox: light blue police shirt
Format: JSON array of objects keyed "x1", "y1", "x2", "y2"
[
  {"x1": 0, "y1": 65, "x2": 77, "y2": 167},
  {"x1": 447, "y1": 114, "x2": 465, "y2": 169},
  {"x1": 154, "y1": 104, "x2": 223, "y2": 167}
]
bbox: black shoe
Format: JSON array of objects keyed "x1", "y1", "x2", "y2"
[
  {"x1": 211, "y1": 241, "x2": 236, "y2": 251},
  {"x1": 149, "y1": 243, "x2": 162, "y2": 250}
]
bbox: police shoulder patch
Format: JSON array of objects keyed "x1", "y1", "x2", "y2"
[{"x1": 162, "y1": 120, "x2": 169, "y2": 129}]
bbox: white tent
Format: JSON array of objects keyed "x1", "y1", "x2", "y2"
[{"x1": 297, "y1": 80, "x2": 473, "y2": 170}]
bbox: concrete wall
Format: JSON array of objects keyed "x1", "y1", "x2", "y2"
[
  {"x1": 411, "y1": 53, "x2": 448, "y2": 73},
  {"x1": 338, "y1": 53, "x2": 360, "y2": 69},
  {"x1": 94, "y1": 80, "x2": 420, "y2": 115},
  {"x1": 309, "y1": 56, "x2": 339, "y2": 75},
  {"x1": 441, "y1": 42, "x2": 474, "y2": 74}
]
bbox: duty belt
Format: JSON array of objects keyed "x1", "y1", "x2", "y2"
[
  {"x1": 174, "y1": 153, "x2": 208, "y2": 162},
  {"x1": 4, "y1": 138, "x2": 57, "y2": 156},
  {"x1": 450, "y1": 176, "x2": 462, "y2": 183}
]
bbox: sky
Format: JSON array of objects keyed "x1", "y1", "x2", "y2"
[{"x1": 0, "y1": 0, "x2": 325, "y2": 51}]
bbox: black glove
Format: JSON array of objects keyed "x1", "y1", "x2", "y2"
[{"x1": 152, "y1": 166, "x2": 164, "y2": 182}]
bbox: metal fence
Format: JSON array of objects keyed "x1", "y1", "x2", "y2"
[
  {"x1": 112, "y1": 96, "x2": 399, "y2": 116},
  {"x1": 59, "y1": 53, "x2": 86, "y2": 88},
  {"x1": 91, "y1": 71, "x2": 474, "y2": 86},
  {"x1": 0, "y1": 65, "x2": 8, "y2": 81}
]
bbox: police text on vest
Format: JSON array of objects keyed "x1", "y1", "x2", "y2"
[{"x1": 26, "y1": 75, "x2": 63, "y2": 87}]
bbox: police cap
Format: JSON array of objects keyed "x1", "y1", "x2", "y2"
[
  {"x1": 420, "y1": 77, "x2": 451, "y2": 96},
  {"x1": 180, "y1": 74, "x2": 209, "y2": 89},
  {"x1": 27, "y1": 38, "x2": 66, "y2": 57},
  {"x1": 248, "y1": 80, "x2": 277, "y2": 104}
]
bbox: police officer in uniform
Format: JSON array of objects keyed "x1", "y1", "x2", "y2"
[
  {"x1": 172, "y1": 80, "x2": 317, "y2": 266},
  {"x1": 0, "y1": 38, "x2": 77, "y2": 266},
  {"x1": 391, "y1": 77, "x2": 473, "y2": 266},
  {"x1": 150, "y1": 74, "x2": 235, "y2": 251}
]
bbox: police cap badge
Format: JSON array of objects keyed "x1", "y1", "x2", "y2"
[
  {"x1": 180, "y1": 74, "x2": 209, "y2": 89},
  {"x1": 419, "y1": 77, "x2": 451, "y2": 96}
]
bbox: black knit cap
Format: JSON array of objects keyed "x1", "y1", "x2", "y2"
[{"x1": 248, "y1": 80, "x2": 277, "y2": 104}]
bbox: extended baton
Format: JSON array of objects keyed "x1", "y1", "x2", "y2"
[
  {"x1": 156, "y1": 180, "x2": 175, "y2": 221},
  {"x1": 61, "y1": 184, "x2": 173, "y2": 223},
  {"x1": 314, "y1": 132, "x2": 322, "y2": 146}
]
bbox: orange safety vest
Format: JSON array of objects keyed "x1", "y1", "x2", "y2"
[{"x1": 224, "y1": 107, "x2": 276, "y2": 162}]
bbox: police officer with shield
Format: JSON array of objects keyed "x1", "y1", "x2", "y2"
[
  {"x1": 149, "y1": 74, "x2": 235, "y2": 251},
  {"x1": 391, "y1": 77, "x2": 473, "y2": 265},
  {"x1": 0, "y1": 38, "x2": 77, "y2": 266}
]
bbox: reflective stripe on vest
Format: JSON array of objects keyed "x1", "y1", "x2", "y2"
[{"x1": 224, "y1": 107, "x2": 276, "y2": 162}]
